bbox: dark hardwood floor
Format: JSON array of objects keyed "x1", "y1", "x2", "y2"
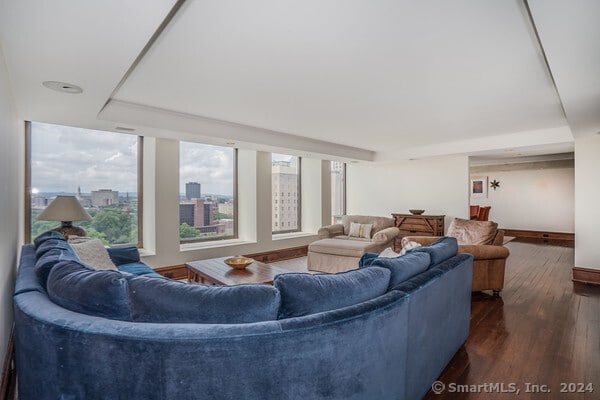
[{"x1": 426, "y1": 241, "x2": 600, "y2": 399}]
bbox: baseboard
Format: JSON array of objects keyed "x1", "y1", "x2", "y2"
[
  {"x1": 502, "y1": 229, "x2": 574, "y2": 247},
  {"x1": 572, "y1": 267, "x2": 600, "y2": 285},
  {"x1": 154, "y1": 264, "x2": 188, "y2": 280},
  {"x1": 244, "y1": 246, "x2": 308, "y2": 263}
]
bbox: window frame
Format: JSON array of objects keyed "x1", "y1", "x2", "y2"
[
  {"x1": 178, "y1": 143, "x2": 238, "y2": 244},
  {"x1": 24, "y1": 121, "x2": 144, "y2": 247}
]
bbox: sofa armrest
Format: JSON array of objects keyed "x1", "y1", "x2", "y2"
[
  {"x1": 317, "y1": 224, "x2": 344, "y2": 239},
  {"x1": 372, "y1": 227, "x2": 399, "y2": 243},
  {"x1": 457, "y1": 244, "x2": 509, "y2": 260},
  {"x1": 401, "y1": 236, "x2": 439, "y2": 248}
]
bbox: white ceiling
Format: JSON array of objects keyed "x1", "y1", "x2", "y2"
[{"x1": 1, "y1": 0, "x2": 597, "y2": 162}]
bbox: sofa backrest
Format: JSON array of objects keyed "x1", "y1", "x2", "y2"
[
  {"x1": 447, "y1": 218, "x2": 498, "y2": 245},
  {"x1": 342, "y1": 215, "x2": 395, "y2": 237}
]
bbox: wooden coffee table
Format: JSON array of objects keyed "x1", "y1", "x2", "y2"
[{"x1": 185, "y1": 257, "x2": 290, "y2": 286}]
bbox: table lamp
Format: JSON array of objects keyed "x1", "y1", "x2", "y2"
[{"x1": 37, "y1": 195, "x2": 92, "y2": 237}]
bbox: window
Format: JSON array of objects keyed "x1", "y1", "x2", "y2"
[
  {"x1": 179, "y1": 142, "x2": 236, "y2": 242},
  {"x1": 272, "y1": 153, "x2": 300, "y2": 233},
  {"x1": 331, "y1": 161, "x2": 346, "y2": 224},
  {"x1": 26, "y1": 122, "x2": 142, "y2": 246}
]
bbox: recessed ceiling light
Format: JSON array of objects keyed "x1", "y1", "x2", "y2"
[
  {"x1": 42, "y1": 81, "x2": 83, "y2": 94},
  {"x1": 226, "y1": 142, "x2": 236, "y2": 146}
]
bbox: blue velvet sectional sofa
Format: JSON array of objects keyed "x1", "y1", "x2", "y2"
[{"x1": 14, "y1": 232, "x2": 473, "y2": 400}]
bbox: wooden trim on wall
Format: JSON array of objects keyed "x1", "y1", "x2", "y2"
[
  {"x1": 572, "y1": 267, "x2": 600, "y2": 286},
  {"x1": 502, "y1": 228, "x2": 574, "y2": 247}
]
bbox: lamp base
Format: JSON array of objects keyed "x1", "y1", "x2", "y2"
[{"x1": 52, "y1": 222, "x2": 87, "y2": 239}]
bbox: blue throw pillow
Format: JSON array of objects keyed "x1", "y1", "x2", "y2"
[
  {"x1": 106, "y1": 246, "x2": 141, "y2": 266},
  {"x1": 370, "y1": 252, "x2": 431, "y2": 289},
  {"x1": 127, "y1": 276, "x2": 281, "y2": 324},
  {"x1": 35, "y1": 248, "x2": 81, "y2": 288},
  {"x1": 274, "y1": 267, "x2": 391, "y2": 319},
  {"x1": 46, "y1": 260, "x2": 130, "y2": 321},
  {"x1": 412, "y1": 236, "x2": 458, "y2": 266},
  {"x1": 33, "y1": 230, "x2": 66, "y2": 247},
  {"x1": 117, "y1": 262, "x2": 163, "y2": 278},
  {"x1": 35, "y1": 239, "x2": 76, "y2": 258}
]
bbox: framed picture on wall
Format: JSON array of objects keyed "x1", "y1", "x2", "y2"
[{"x1": 471, "y1": 176, "x2": 488, "y2": 198}]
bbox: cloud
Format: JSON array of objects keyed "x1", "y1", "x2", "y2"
[
  {"x1": 180, "y1": 142, "x2": 234, "y2": 196},
  {"x1": 31, "y1": 122, "x2": 138, "y2": 193},
  {"x1": 30, "y1": 122, "x2": 235, "y2": 197}
]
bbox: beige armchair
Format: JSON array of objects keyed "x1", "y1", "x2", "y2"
[
  {"x1": 308, "y1": 215, "x2": 399, "y2": 273},
  {"x1": 402, "y1": 218, "x2": 509, "y2": 296}
]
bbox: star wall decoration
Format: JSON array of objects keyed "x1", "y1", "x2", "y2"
[{"x1": 490, "y1": 179, "x2": 500, "y2": 190}]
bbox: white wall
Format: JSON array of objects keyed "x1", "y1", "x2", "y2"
[
  {"x1": 470, "y1": 161, "x2": 574, "y2": 232},
  {"x1": 346, "y1": 156, "x2": 470, "y2": 230},
  {"x1": 140, "y1": 141, "x2": 322, "y2": 268},
  {"x1": 0, "y1": 46, "x2": 22, "y2": 362},
  {"x1": 575, "y1": 135, "x2": 600, "y2": 270}
]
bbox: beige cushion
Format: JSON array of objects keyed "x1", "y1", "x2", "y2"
[
  {"x1": 309, "y1": 238, "x2": 385, "y2": 258},
  {"x1": 348, "y1": 223, "x2": 372, "y2": 239},
  {"x1": 68, "y1": 237, "x2": 117, "y2": 270},
  {"x1": 447, "y1": 218, "x2": 498, "y2": 245},
  {"x1": 399, "y1": 240, "x2": 422, "y2": 255},
  {"x1": 378, "y1": 247, "x2": 400, "y2": 258},
  {"x1": 342, "y1": 215, "x2": 394, "y2": 236}
]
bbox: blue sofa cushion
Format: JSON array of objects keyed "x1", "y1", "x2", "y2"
[
  {"x1": 117, "y1": 262, "x2": 162, "y2": 278},
  {"x1": 358, "y1": 252, "x2": 379, "y2": 268},
  {"x1": 274, "y1": 267, "x2": 391, "y2": 319},
  {"x1": 33, "y1": 230, "x2": 65, "y2": 247},
  {"x1": 107, "y1": 246, "x2": 141, "y2": 266},
  {"x1": 46, "y1": 260, "x2": 130, "y2": 321},
  {"x1": 127, "y1": 276, "x2": 281, "y2": 323},
  {"x1": 412, "y1": 236, "x2": 458, "y2": 266},
  {"x1": 34, "y1": 247, "x2": 81, "y2": 288},
  {"x1": 35, "y1": 238, "x2": 74, "y2": 258},
  {"x1": 370, "y1": 252, "x2": 431, "y2": 289}
]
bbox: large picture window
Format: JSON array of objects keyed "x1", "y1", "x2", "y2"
[
  {"x1": 272, "y1": 154, "x2": 300, "y2": 233},
  {"x1": 26, "y1": 122, "x2": 142, "y2": 246},
  {"x1": 179, "y1": 142, "x2": 236, "y2": 242},
  {"x1": 331, "y1": 161, "x2": 346, "y2": 224}
]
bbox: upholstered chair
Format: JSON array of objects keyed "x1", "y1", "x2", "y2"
[{"x1": 402, "y1": 218, "x2": 509, "y2": 296}]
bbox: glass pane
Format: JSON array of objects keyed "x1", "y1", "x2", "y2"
[
  {"x1": 331, "y1": 161, "x2": 345, "y2": 224},
  {"x1": 30, "y1": 122, "x2": 139, "y2": 245},
  {"x1": 179, "y1": 142, "x2": 236, "y2": 242},
  {"x1": 272, "y1": 154, "x2": 300, "y2": 233}
]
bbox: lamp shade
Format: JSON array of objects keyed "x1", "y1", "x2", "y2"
[{"x1": 37, "y1": 195, "x2": 92, "y2": 222}]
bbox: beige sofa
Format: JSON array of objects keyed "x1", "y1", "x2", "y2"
[
  {"x1": 308, "y1": 215, "x2": 399, "y2": 273},
  {"x1": 402, "y1": 218, "x2": 510, "y2": 296}
]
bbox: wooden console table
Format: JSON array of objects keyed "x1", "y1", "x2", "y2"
[{"x1": 392, "y1": 213, "x2": 445, "y2": 251}]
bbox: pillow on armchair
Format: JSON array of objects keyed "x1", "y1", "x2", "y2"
[{"x1": 447, "y1": 218, "x2": 498, "y2": 245}]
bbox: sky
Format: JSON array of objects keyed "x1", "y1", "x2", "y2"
[
  {"x1": 31, "y1": 122, "x2": 138, "y2": 194},
  {"x1": 31, "y1": 122, "x2": 295, "y2": 197},
  {"x1": 31, "y1": 122, "x2": 236, "y2": 196}
]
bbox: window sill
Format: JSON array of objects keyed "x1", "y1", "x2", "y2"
[
  {"x1": 272, "y1": 231, "x2": 317, "y2": 241},
  {"x1": 180, "y1": 238, "x2": 256, "y2": 252}
]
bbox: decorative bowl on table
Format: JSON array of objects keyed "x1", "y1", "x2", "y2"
[
  {"x1": 224, "y1": 256, "x2": 254, "y2": 270},
  {"x1": 409, "y1": 209, "x2": 425, "y2": 215}
]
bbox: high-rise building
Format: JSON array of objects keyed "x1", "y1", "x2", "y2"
[
  {"x1": 91, "y1": 189, "x2": 119, "y2": 207},
  {"x1": 179, "y1": 203, "x2": 195, "y2": 226},
  {"x1": 272, "y1": 157, "x2": 299, "y2": 232},
  {"x1": 186, "y1": 182, "x2": 201, "y2": 200}
]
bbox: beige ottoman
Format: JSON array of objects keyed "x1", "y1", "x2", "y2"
[{"x1": 307, "y1": 238, "x2": 389, "y2": 273}]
